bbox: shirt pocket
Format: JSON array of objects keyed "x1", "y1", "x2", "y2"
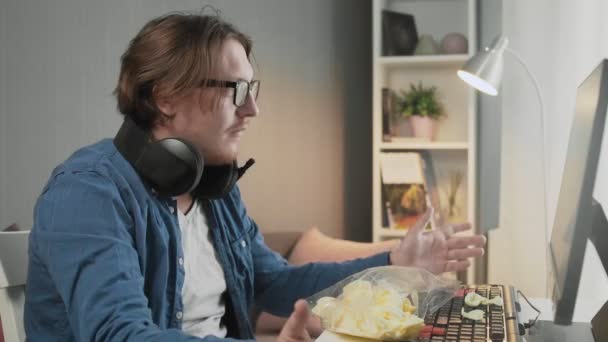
[{"x1": 229, "y1": 234, "x2": 254, "y2": 301}]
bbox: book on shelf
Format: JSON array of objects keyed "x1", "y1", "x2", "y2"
[
  {"x1": 382, "y1": 88, "x2": 395, "y2": 142},
  {"x1": 380, "y1": 152, "x2": 443, "y2": 230}
]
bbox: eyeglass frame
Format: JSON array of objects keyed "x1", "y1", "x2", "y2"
[{"x1": 202, "y1": 79, "x2": 260, "y2": 107}]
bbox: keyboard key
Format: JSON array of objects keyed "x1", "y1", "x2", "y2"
[
  {"x1": 490, "y1": 331, "x2": 505, "y2": 339},
  {"x1": 432, "y1": 327, "x2": 446, "y2": 336},
  {"x1": 418, "y1": 332, "x2": 432, "y2": 339},
  {"x1": 474, "y1": 329, "x2": 486, "y2": 335},
  {"x1": 420, "y1": 325, "x2": 434, "y2": 333}
]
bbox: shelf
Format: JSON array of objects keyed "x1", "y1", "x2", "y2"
[
  {"x1": 377, "y1": 54, "x2": 469, "y2": 68},
  {"x1": 379, "y1": 140, "x2": 469, "y2": 150},
  {"x1": 372, "y1": 0, "x2": 477, "y2": 284}
]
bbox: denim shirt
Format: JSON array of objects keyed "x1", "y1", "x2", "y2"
[{"x1": 24, "y1": 139, "x2": 390, "y2": 342}]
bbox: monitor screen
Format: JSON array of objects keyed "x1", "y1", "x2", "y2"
[{"x1": 549, "y1": 59, "x2": 608, "y2": 325}]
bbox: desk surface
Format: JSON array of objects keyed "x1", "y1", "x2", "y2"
[
  {"x1": 316, "y1": 331, "x2": 374, "y2": 342},
  {"x1": 524, "y1": 320, "x2": 594, "y2": 342},
  {"x1": 315, "y1": 298, "x2": 596, "y2": 342}
]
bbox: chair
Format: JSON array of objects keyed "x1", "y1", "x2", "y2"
[{"x1": 0, "y1": 230, "x2": 30, "y2": 342}]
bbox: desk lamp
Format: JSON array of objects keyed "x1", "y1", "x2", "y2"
[{"x1": 457, "y1": 35, "x2": 550, "y2": 296}]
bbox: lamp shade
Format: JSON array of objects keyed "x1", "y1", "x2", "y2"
[{"x1": 457, "y1": 36, "x2": 509, "y2": 96}]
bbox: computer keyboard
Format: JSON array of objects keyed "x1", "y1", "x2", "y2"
[{"x1": 418, "y1": 285, "x2": 519, "y2": 342}]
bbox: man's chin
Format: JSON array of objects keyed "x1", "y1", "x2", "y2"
[{"x1": 204, "y1": 151, "x2": 238, "y2": 166}]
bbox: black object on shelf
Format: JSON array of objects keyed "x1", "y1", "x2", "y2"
[
  {"x1": 3, "y1": 223, "x2": 20, "y2": 232},
  {"x1": 382, "y1": 88, "x2": 394, "y2": 142},
  {"x1": 382, "y1": 10, "x2": 418, "y2": 56}
]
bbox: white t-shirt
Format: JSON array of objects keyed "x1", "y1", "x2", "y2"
[{"x1": 178, "y1": 200, "x2": 227, "y2": 338}]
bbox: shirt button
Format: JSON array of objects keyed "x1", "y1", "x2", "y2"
[
  {"x1": 169, "y1": 206, "x2": 175, "y2": 214},
  {"x1": 241, "y1": 240, "x2": 247, "y2": 248},
  {"x1": 178, "y1": 257, "x2": 184, "y2": 266},
  {"x1": 176, "y1": 311, "x2": 183, "y2": 320}
]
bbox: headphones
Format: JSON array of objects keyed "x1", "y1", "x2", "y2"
[{"x1": 113, "y1": 117, "x2": 254, "y2": 199}]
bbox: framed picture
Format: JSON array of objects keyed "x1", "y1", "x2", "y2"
[{"x1": 382, "y1": 10, "x2": 418, "y2": 56}]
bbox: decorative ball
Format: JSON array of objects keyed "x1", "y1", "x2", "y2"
[{"x1": 440, "y1": 33, "x2": 468, "y2": 54}]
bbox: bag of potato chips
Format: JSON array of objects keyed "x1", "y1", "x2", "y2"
[{"x1": 307, "y1": 266, "x2": 459, "y2": 341}]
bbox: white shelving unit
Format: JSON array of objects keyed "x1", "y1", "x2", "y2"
[
  {"x1": 380, "y1": 140, "x2": 469, "y2": 151},
  {"x1": 372, "y1": 0, "x2": 477, "y2": 283},
  {"x1": 378, "y1": 54, "x2": 469, "y2": 67}
]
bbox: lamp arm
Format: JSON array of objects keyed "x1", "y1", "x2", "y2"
[{"x1": 505, "y1": 47, "x2": 550, "y2": 297}]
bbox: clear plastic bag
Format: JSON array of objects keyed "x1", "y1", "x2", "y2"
[{"x1": 307, "y1": 266, "x2": 460, "y2": 341}]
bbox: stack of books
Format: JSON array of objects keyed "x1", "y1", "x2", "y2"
[{"x1": 380, "y1": 152, "x2": 442, "y2": 230}]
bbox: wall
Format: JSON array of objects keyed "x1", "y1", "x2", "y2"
[
  {"x1": 0, "y1": 0, "x2": 373, "y2": 240},
  {"x1": 491, "y1": 0, "x2": 608, "y2": 322},
  {"x1": 489, "y1": 0, "x2": 555, "y2": 300}
]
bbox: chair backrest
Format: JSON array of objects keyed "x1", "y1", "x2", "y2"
[{"x1": 0, "y1": 231, "x2": 30, "y2": 342}]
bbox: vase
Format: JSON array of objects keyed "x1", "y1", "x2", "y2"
[
  {"x1": 414, "y1": 34, "x2": 439, "y2": 55},
  {"x1": 408, "y1": 116, "x2": 437, "y2": 140}
]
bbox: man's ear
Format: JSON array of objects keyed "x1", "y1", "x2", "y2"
[
  {"x1": 153, "y1": 86, "x2": 177, "y2": 125},
  {"x1": 155, "y1": 94, "x2": 174, "y2": 117}
]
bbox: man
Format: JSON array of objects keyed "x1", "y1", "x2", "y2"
[{"x1": 24, "y1": 11, "x2": 485, "y2": 341}]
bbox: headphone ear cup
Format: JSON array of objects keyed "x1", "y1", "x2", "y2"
[{"x1": 137, "y1": 138, "x2": 203, "y2": 197}]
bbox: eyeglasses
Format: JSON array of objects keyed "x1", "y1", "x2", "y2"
[{"x1": 203, "y1": 79, "x2": 260, "y2": 107}]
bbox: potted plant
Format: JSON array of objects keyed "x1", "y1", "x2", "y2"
[{"x1": 396, "y1": 82, "x2": 445, "y2": 140}]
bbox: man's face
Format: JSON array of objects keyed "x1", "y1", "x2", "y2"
[{"x1": 155, "y1": 38, "x2": 259, "y2": 165}]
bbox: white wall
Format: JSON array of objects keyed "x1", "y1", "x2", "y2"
[
  {"x1": 489, "y1": 0, "x2": 608, "y2": 322},
  {"x1": 0, "y1": 0, "x2": 373, "y2": 240}
]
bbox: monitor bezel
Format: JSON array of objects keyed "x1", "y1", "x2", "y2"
[{"x1": 549, "y1": 59, "x2": 608, "y2": 325}]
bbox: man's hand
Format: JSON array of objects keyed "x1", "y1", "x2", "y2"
[
  {"x1": 389, "y1": 209, "x2": 486, "y2": 274},
  {"x1": 277, "y1": 300, "x2": 312, "y2": 342}
]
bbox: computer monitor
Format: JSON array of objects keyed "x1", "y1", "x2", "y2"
[{"x1": 548, "y1": 58, "x2": 608, "y2": 327}]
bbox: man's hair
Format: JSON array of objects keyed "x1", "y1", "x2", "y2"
[{"x1": 114, "y1": 10, "x2": 252, "y2": 129}]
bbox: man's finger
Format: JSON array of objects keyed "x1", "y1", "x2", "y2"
[
  {"x1": 447, "y1": 247, "x2": 485, "y2": 260},
  {"x1": 452, "y1": 222, "x2": 472, "y2": 233},
  {"x1": 280, "y1": 299, "x2": 311, "y2": 340},
  {"x1": 443, "y1": 222, "x2": 472, "y2": 236},
  {"x1": 447, "y1": 235, "x2": 487, "y2": 249},
  {"x1": 431, "y1": 229, "x2": 447, "y2": 256},
  {"x1": 445, "y1": 259, "x2": 471, "y2": 272}
]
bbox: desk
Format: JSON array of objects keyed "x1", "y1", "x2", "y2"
[
  {"x1": 520, "y1": 298, "x2": 594, "y2": 342},
  {"x1": 315, "y1": 298, "x2": 595, "y2": 341}
]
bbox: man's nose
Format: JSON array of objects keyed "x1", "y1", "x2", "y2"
[{"x1": 237, "y1": 93, "x2": 259, "y2": 118}]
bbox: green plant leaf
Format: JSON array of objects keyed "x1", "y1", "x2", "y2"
[{"x1": 395, "y1": 82, "x2": 446, "y2": 119}]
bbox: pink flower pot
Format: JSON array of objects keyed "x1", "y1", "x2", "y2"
[{"x1": 409, "y1": 116, "x2": 437, "y2": 140}]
